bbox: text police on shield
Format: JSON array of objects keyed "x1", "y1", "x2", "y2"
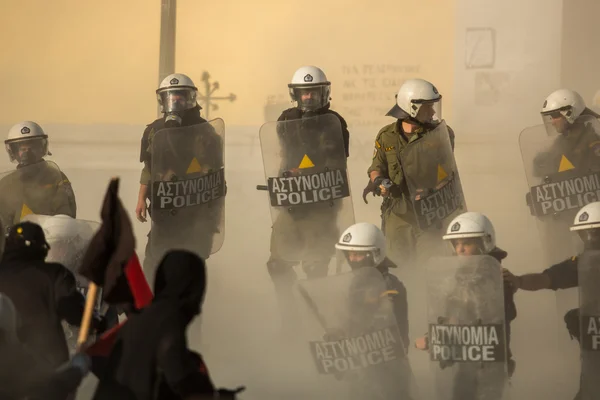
[
  {"x1": 268, "y1": 168, "x2": 350, "y2": 207},
  {"x1": 530, "y1": 171, "x2": 600, "y2": 216},
  {"x1": 309, "y1": 327, "x2": 405, "y2": 374},
  {"x1": 581, "y1": 316, "x2": 600, "y2": 351},
  {"x1": 429, "y1": 323, "x2": 506, "y2": 362},
  {"x1": 153, "y1": 169, "x2": 225, "y2": 209}
]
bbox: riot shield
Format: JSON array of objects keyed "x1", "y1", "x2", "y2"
[
  {"x1": 149, "y1": 119, "x2": 226, "y2": 267},
  {"x1": 400, "y1": 121, "x2": 466, "y2": 232},
  {"x1": 426, "y1": 255, "x2": 510, "y2": 400},
  {"x1": 0, "y1": 161, "x2": 73, "y2": 232},
  {"x1": 577, "y1": 250, "x2": 600, "y2": 400},
  {"x1": 259, "y1": 114, "x2": 354, "y2": 263},
  {"x1": 22, "y1": 214, "x2": 102, "y2": 354},
  {"x1": 295, "y1": 267, "x2": 420, "y2": 400},
  {"x1": 519, "y1": 118, "x2": 600, "y2": 338}
]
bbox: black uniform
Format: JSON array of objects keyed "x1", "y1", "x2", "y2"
[
  {"x1": 0, "y1": 224, "x2": 88, "y2": 370},
  {"x1": 277, "y1": 106, "x2": 350, "y2": 156},
  {"x1": 266, "y1": 105, "x2": 350, "y2": 283},
  {"x1": 376, "y1": 258, "x2": 410, "y2": 353},
  {"x1": 542, "y1": 255, "x2": 580, "y2": 339},
  {"x1": 489, "y1": 247, "x2": 517, "y2": 368},
  {"x1": 140, "y1": 106, "x2": 221, "y2": 274},
  {"x1": 93, "y1": 250, "x2": 215, "y2": 400}
]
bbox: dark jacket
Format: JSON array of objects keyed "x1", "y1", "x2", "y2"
[
  {"x1": 0, "y1": 250, "x2": 85, "y2": 369},
  {"x1": 376, "y1": 258, "x2": 409, "y2": 353},
  {"x1": 139, "y1": 106, "x2": 208, "y2": 186},
  {"x1": 93, "y1": 250, "x2": 214, "y2": 400},
  {"x1": 277, "y1": 106, "x2": 350, "y2": 157},
  {"x1": 489, "y1": 247, "x2": 517, "y2": 360}
]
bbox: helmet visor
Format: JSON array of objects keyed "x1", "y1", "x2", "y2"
[
  {"x1": 157, "y1": 88, "x2": 197, "y2": 113},
  {"x1": 5, "y1": 137, "x2": 48, "y2": 165},
  {"x1": 289, "y1": 85, "x2": 330, "y2": 111},
  {"x1": 413, "y1": 98, "x2": 442, "y2": 124}
]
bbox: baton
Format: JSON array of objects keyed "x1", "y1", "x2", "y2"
[
  {"x1": 256, "y1": 185, "x2": 268, "y2": 191},
  {"x1": 296, "y1": 284, "x2": 329, "y2": 331}
]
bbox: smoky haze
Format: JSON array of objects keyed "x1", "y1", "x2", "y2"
[{"x1": 1, "y1": 0, "x2": 599, "y2": 399}]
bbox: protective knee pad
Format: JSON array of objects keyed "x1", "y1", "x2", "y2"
[{"x1": 302, "y1": 260, "x2": 330, "y2": 279}]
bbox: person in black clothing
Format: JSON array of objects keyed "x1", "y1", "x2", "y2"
[
  {"x1": 503, "y1": 201, "x2": 600, "y2": 400},
  {"x1": 415, "y1": 211, "x2": 517, "y2": 377},
  {"x1": 92, "y1": 250, "x2": 244, "y2": 400},
  {"x1": 0, "y1": 292, "x2": 90, "y2": 400},
  {"x1": 267, "y1": 65, "x2": 352, "y2": 332},
  {"x1": 0, "y1": 222, "x2": 103, "y2": 372},
  {"x1": 136, "y1": 73, "x2": 225, "y2": 277}
]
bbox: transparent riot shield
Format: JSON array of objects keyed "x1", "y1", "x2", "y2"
[
  {"x1": 22, "y1": 213, "x2": 102, "y2": 355},
  {"x1": 295, "y1": 267, "x2": 420, "y2": 400},
  {"x1": 577, "y1": 250, "x2": 600, "y2": 400},
  {"x1": 400, "y1": 121, "x2": 466, "y2": 233},
  {"x1": 259, "y1": 114, "x2": 355, "y2": 263},
  {"x1": 519, "y1": 117, "x2": 600, "y2": 340},
  {"x1": 149, "y1": 119, "x2": 225, "y2": 267},
  {"x1": 426, "y1": 255, "x2": 510, "y2": 400},
  {"x1": 0, "y1": 161, "x2": 74, "y2": 232}
]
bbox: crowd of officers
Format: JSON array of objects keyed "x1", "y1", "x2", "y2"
[{"x1": 0, "y1": 63, "x2": 598, "y2": 400}]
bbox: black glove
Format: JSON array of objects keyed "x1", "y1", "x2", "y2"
[
  {"x1": 564, "y1": 308, "x2": 580, "y2": 342},
  {"x1": 215, "y1": 386, "x2": 246, "y2": 399},
  {"x1": 362, "y1": 179, "x2": 375, "y2": 204},
  {"x1": 92, "y1": 315, "x2": 108, "y2": 334}
]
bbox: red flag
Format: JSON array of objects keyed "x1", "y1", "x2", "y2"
[{"x1": 85, "y1": 251, "x2": 154, "y2": 357}]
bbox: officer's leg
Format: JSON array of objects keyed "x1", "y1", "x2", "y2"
[
  {"x1": 268, "y1": 213, "x2": 301, "y2": 331},
  {"x1": 267, "y1": 256, "x2": 298, "y2": 331},
  {"x1": 382, "y1": 211, "x2": 416, "y2": 268}
]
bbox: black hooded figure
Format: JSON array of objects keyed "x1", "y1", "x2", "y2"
[
  {"x1": 92, "y1": 250, "x2": 215, "y2": 400},
  {"x1": 0, "y1": 222, "x2": 95, "y2": 371}
]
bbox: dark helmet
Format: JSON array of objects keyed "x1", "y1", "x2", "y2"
[{"x1": 6, "y1": 222, "x2": 50, "y2": 258}]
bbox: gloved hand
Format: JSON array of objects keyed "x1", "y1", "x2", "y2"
[
  {"x1": 69, "y1": 352, "x2": 92, "y2": 376},
  {"x1": 215, "y1": 386, "x2": 246, "y2": 399},
  {"x1": 373, "y1": 176, "x2": 392, "y2": 196},
  {"x1": 92, "y1": 314, "x2": 108, "y2": 334}
]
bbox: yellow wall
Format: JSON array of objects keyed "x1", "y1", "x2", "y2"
[{"x1": 0, "y1": 0, "x2": 455, "y2": 128}]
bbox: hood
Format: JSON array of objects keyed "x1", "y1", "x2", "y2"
[{"x1": 153, "y1": 250, "x2": 206, "y2": 312}]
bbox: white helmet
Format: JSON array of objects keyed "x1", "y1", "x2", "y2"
[
  {"x1": 5, "y1": 121, "x2": 50, "y2": 164},
  {"x1": 571, "y1": 202, "x2": 600, "y2": 232},
  {"x1": 157, "y1": 73, "x2": 198, "y2": 114},
  {"x1": 335, "y1": 223, "x2": 386, "y2": 268},
  {"x1": 288, "y1": 66, "x2": 331, "y2": 112},
  {"x1": 541, "y1": 89, "x2": 587, "y2": 124},
  {"x1": 443, "y1": 212, "x2": 496, "y2": 254},
  {"x1": 386, "y1": 79, "x2": 442, "y2": 124}
]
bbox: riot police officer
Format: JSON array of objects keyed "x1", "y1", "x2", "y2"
[
  {"x1": 335, "y1": 222, "x2": 409, "y2": 352},
  {"x1": 265, "y1": 66, "x2": 352, "y2": 330},
  {"x1": 416, "y1": 212, "x2": 517, "y2": 376},
  {"x1": 0, "y1": 121, "x2": 76, "y2": 229},
  {"x1": 367, "y1": 79, "x2": 457, "y2": 267},
  {"x1": 136, "y1": 73, "x2": 224, "y2": 275},
  {"x1": 534, "y1": 89, "x2": 600, "y2": 178},
  {"x1": 504, "y1": 202, "x2": 600, "y2": 400}
]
